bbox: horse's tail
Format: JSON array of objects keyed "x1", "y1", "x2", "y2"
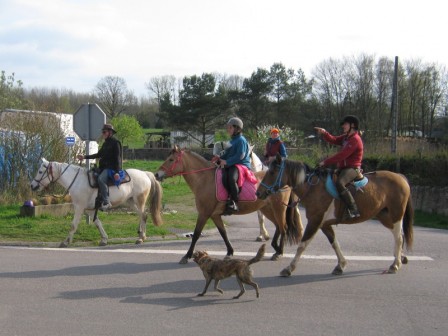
[
  {"x1": 403, "y1": 193, "x2": 414, "y2": 251},
  {"x1": 286, "y1": 193, "x2": 303, "y2": 245},
  {"x1": 145, "y1": 171, "x2": 163, "y2": 227}
]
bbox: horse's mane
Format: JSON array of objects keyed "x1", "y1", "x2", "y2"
[
  {"x1": 283, "y1": 159, "x2": 308, "y2": 186},
  {"x1": 183, "y1": 149, "x2": 215, "y2": 167}
]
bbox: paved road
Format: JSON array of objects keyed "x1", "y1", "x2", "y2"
[{"x1": 1, "y1": 210, "x2": 447, "y2": 336}]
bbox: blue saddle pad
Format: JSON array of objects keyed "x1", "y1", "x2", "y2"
[
  {"x1": 325, "y1": 174, "x2": 368, "y2": 199},
  {"x1": 107, "y1": 169, "x2": 126, "y2": 186}
]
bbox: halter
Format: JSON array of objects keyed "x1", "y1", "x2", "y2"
[{"x1": 159, "y1": 149, "x2": 215, "y2": 177}]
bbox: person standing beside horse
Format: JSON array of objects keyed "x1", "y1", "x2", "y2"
[
  {"x1": 264, "y1": 128, "x2": 287, "y2": 165},
  {"x1": 77, "y1": 123, "x2": 122, "y2": 211},
  {"x1": 212, "y1": 117, "x2": 251, "y2": 215},
  {"x1": 314, "y1": 115, "x2": 363, "y2": 219}
]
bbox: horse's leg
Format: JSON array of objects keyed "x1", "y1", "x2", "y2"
[
  {"x1": 134, "y1": 195, "x2": 148, "y2": 244},
  {"x1": 93, "y1": 217, "x2": 109, "y2": 246},
  {"x1": 388, "y1": 219, "x2": 404, "y2": 274},
  {"x1": 320, "y1": 225, "x2": 347, "y2": 275},
  {"x1": 60, "y1": 206, "x2": 84, "y2": 248},
  {"x1": 211, "y1": 214, "x2": 234, "y2": 259},
  {"x1": 256, "y1": 211, "x2": 270, "y2": 242},
  {"x1": 180, "y1": 214, "x2": 209, "y2": 264},
  {"x1": 280, "y1": 218, "x2": 322, "y2": 277},
  {"x1": 270, "y1": 228, "x2": 282, "y2": 261}
]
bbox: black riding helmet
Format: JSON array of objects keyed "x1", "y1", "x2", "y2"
[{"x1": 340, "y1": 115, "x2": 359, "y2": 130}]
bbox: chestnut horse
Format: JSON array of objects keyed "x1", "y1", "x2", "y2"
[
  {"x1": 155, "y1": 146, "x2": 303, "y2": 264},
  {"x1": 256, "y1": 154, "x2": 414, "y2": 276}
]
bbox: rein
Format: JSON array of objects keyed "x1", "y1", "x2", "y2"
[{"x1": 260, "y1": 161, "x2": 321, "y2": 206}]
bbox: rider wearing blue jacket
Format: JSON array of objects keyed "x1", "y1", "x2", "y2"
[{"x1": 212, "y1": 117, "x2": 250, "y2": 214}]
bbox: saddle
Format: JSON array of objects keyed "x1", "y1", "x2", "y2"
[
  {"x1": 325, "y1": 170, "x2": 369, "y2": 199},
  {"x1": 215, "y1": 166, "x2": 258, "y2": 202},
  {"x1": 87, "y1": 168, "x2": 131, "y2": 189}
]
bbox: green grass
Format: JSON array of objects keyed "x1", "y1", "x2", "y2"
[
  {"x1": 1, "y1": 159, "x2": 446, "y2": 246},
  {"x1": 414, "y1": 210, "x2": 448, "y2": 230},
  {"x1": 0, "y1": 159, "x2": 214, "y2": 246}
]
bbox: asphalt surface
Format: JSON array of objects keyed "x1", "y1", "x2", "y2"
[{"x1": 1, "y1": 209, "x2": 447, "y2": 336}]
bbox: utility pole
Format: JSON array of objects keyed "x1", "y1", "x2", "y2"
[{"x1": 391, "y1": 56, "x2": 398, "y2": 153}]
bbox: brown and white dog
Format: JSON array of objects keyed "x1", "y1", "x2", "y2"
[{"x1": 192, "y1": 244, "x2": 265, "y2": 299}]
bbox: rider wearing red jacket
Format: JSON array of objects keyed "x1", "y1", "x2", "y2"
[{"x1": 315, "y1": 115, "x2": 363, "y2": 218}]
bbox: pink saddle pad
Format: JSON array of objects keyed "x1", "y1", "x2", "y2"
[{"x1": 215, "y1": 169, "x2": 258, "y2": 202}]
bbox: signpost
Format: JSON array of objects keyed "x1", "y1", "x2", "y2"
[
  {"x1": 73, "y1": 103, "x2": 106, "y2": 169},
  {"x1": 73, "y1": 103, "x2": 106, "y2": 225}
]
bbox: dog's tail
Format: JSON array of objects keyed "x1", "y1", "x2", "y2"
[{"x1": 249, "y1": 244, "x2": 266, "y2": 265}]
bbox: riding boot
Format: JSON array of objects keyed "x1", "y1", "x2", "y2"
[
  {"x1": 340, "y1": 189, "x2": 360, "y2": 219},
  {"x1": 223, "y1": 199, "x2": 239, "y2": 216}
]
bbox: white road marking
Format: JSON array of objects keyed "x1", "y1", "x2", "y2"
[{"x1": 0, "y1": 246, "x2": 434, "y2": 261}]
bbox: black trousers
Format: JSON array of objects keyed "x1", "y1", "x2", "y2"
[{"x1": 222, "y1": 166, "x2": 239, "y2": 202}]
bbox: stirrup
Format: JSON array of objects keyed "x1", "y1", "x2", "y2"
[{"x1": 346, "y1": 208, "x2": 360, "y2": 218}]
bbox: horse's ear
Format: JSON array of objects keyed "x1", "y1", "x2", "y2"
[
  {"x1": 275, "y1": 152, "x2": 282, "y2": 164},
  {"x1": 249, "y1": 144, "x2": 255, "y2": 152},
  {"x1": 41, "y1": 158, "x2": 48, "y2": 165},
  {"x1": 173, "y1": 144, "x2": 179, "y2": 152}
]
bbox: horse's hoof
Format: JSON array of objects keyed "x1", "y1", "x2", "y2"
[
  {"x1": 99, "y1": 241, "x2": 107, "y2": 246},
  {"x1": 402, "y1": 256, "x2": 408, "y2": 264},
  {"x1": 59, "y1": 242, "x2": 68, "y2": 248},
  {"x1": 135, "y1": 239, "x2": 143, "y2": 245},
  {"x1": 271, "y1": 253, "x2": 281, "y2": 261},
  {"x1": 387, "y1": 266, "x2": 398, "y2": 274},
  {"x1": 332, "y1": 265, "x2": 344, "y2": 275},
  {"x1": 179, "y1": 257, "x2": 189, "y2": 264},
  {"x1": 280, "y1": 268, "x2": 292, "y2": 277},
  {"x1": 256, "y1": 236, "x2": 263, "y2": 242}
]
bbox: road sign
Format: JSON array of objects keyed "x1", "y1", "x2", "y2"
[
  {"x1": 65, "y1": 136, "x2": 75, "y2": 146},
  {"x1": 73, "y1": 103, "x2": 106, "y2": 141}
]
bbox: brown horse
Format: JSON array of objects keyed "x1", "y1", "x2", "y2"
[
  {"x1": 256, "y1": 154, "x2": 414, "y2": 276},
  {"x1": 155, "y1": 146, "x2": 303, "y2": 264}
]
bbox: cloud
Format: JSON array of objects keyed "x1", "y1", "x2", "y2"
[{"x1": 1, "y1": 0, "x2": 447, "y2": 97}]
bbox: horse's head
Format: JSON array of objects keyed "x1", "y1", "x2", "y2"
[
  {"x1": 256, "y1": 153, "x2": 287, "y2": 200},
  {"x1": 30, "y1": 158, "x2": 52, "y2": 191},
  {"x1": 155, "y1": 145, "x2": 185, "y2": 181}
]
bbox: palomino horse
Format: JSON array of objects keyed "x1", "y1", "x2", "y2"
[
  {"x1": 212, "y1": 141, "x2": 269, "y2": 242},
  {"x1": 256, "y1": 154, "x2": 414, "y2": 276},
  {"x1": 155, "y1": 146, "x2": 302, "y2": 264},
  {"x1": 30, "y1": 158, "x2": 163, "y2": 247}
]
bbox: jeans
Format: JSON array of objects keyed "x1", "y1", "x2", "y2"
[{"x1": 98, "y1": 169, "x2": 110, "y2": 203}]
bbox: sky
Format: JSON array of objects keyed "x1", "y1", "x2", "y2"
[{"x1": 1, "y1": 0, "x2": 447, "y2": 98}]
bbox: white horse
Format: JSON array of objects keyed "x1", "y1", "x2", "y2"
[
  {"x1": 30, "y1": 158, "x2": 163, "y2": 247},
  {"x1": 212, "y1": 141, "x2": 270, "y2": 242}
]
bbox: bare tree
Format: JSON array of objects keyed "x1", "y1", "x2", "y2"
[
  {"x1": 93, "y1": 76, "x2": 135, "y2": 118},
  {"x1": 146, "y1": 75, "x2": 177, "y2": 109}
]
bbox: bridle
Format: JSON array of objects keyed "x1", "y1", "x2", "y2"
[
  {"x1": 259, "y1": 159, "x2": 286, "y2": 196},
  {"x1": 158, "y1": 150, "x2": 215, "y2": 177},
  {"x1": 33, "y1": 161, "x2": 80, "y2": 195}
]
